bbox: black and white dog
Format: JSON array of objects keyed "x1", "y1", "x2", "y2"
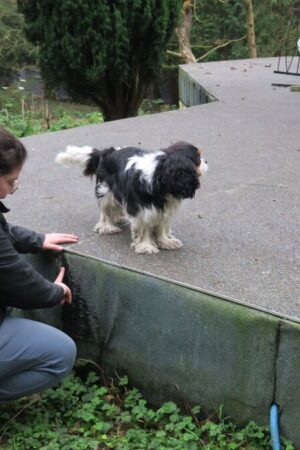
[{"x1": 55, "y1": 141, "x2": 208, "y2": 254}]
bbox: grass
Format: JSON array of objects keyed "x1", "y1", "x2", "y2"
[
  {"x1": 0, "y1": 82, "x2": 177, "y2": 138},
  {"x1": 0, "y1": 362, "x2": 295, "y2": 450},
  {"x1": 0, "y1": 83, "x2": 103, "y2": 137}
]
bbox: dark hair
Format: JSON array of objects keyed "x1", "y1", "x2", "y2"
[{"x1": 0, "y1": 127, "x2": 27, "y2": 175}]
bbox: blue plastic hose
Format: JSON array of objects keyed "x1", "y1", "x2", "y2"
[{"x1": 270, "y1": 403, "x2": 281, "y2": 450}]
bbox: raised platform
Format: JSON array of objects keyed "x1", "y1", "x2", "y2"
[
  {"x1": 6, "y1": 57, "x2": 300, "y2": 446},
  {"x1": 6, "y1": 57, "x2": 300, "y2": 321}
]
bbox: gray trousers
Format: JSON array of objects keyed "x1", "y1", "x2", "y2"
[{"x1": 0, "y1": 316, "x2": 77, "y2": 402}]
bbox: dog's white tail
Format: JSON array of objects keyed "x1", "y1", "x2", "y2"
[{"x1": 55, "y1": 145, "x2": 93, "y2": 167}]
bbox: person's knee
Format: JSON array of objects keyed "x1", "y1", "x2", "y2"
[
  {"x1": 54, "y1": 334, "x2": 77, "y2": 378},
  {"x1": 41, "y1": 328, "x2": 77, "y2": 382}
]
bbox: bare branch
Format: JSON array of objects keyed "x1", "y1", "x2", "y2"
[
  {"x1": 166, "y1": 50, "x2": 186, "y2": 59},
  {"x1": 196, "y1": 35, "x2": 246, "y2": 62}
]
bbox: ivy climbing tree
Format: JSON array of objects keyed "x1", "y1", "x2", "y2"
[{"x1": 17, "y1": 0, "x2": 182, "y2": 121}]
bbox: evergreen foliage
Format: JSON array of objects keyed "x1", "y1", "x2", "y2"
[
  {"x1": 17, "y1": 0, "x2": 182, "y2": 121},
  {"x1": 0, "y1": 0, "x2": 38, "y2": 81}
]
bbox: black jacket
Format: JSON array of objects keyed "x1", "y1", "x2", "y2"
[{"x1": 0, "y1": 202, "x2": 63, "y2": 324}]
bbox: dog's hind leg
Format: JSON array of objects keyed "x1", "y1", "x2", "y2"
[
  {"x1": 94, "y1": 214, "x2": 122, "y2": 235},
  {"x1": 94, "y1": 194, "x2": 122, "y2": 235}
]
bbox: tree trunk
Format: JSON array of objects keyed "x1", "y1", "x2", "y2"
[
  {"x1": 176, "y1": 0, "x2": 196, "y2": 64},
  {"x1": 94, "y1": 84, "x2": 145, "y2": 122},
  {"x1": 245, "y1": 0, "x2": 257, "y2": 58}
]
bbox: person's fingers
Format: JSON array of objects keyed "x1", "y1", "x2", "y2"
[
  {"x1": 60, "y1": 286, "x2": 72, "y2": 305},
  {"x1": 54, "y1": 234, "x2": 79, "y2": 242},
  {"x1": 43, "y1": 234, "x2": 79, "y2": 250},
  {"x1": 55, "y1": 268, "x2": 73, "y2": 305},
  {"x1": 47, "y1": 243, "x2": 64, "y2": 252},
  {"x1": 51, "y1": 233, "x2": 79, "y2": 243},
  {"x1": 65, "y1": 286, "x2": 72, "y2": 303},
  {"x1": 55, "y1": 267, "x2": 65, "y2": 283}
]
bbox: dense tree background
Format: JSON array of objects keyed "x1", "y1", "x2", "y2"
[
  {"x1": 1, "y1": 0, "x2": 299, "y2": 119},
  {"x1": 17, "y1": 0, "x2": 182, "y2": 121},
  {"x1": 166, "y1": 0, "x2": 299, "y2": 64}
]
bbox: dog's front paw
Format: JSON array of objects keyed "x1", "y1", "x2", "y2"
[
  {"x1": 94, "y1": 223, "x2": 122, "y2": 235},
  {"x1": 157, "y1": 237, "x2": 183, "y2": 250},
  {"x1": 116, "y1": 217, "x2": 129, "y2": 226},
  {"x1": 132, "y1": 242, "x2": 160, "y2": 254}
]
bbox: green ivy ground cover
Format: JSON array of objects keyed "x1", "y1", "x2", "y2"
[{"x1": 0, "y1": 364, "x2": 294, "y2": 450}]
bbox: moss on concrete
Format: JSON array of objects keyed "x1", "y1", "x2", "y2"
[{"x1": 21, "y1": 250, "x2": 300, "y2": 446}]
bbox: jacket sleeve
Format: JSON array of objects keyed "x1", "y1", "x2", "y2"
[
  {"x1": 0, "y1": 226, "x2": 64, "y2": 309},
  {"x1": 7, "y1": 223, "x2": 45, "y2": 254}
]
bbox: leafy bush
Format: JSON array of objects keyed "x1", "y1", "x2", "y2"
[{"x1": 0, "y1": 368, "x2": 295, "y2": 450}]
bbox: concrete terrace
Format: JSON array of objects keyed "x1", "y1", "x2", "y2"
[{"x1": 5, "y1": 57, "x2": 300, "y2": 320}]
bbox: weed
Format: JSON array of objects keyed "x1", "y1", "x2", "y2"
[{"x1": 0, "y1": 368, "x2": 294, "y2": 450}]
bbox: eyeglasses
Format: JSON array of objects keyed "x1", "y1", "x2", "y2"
[
  {"x1": 10, "y1": 179, "x2": 20, "y2": 194},
  {"x1": 1, "y1": 175, "x2": 21, "y2": 194}
]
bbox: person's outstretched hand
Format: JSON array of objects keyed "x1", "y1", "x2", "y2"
[
  {"x1": 55, "y1": 267, "x2": 72, "y2": 305},
  {"x1": 43, "y1": 233, "x2": 79, "y2": 252}
]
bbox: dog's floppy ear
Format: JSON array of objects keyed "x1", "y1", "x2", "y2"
[
  {"x1": 157, "y1": 156, "x2": 200, "y2": 199},
  {"x1": 83, "y1": 147, "x2": 115, "y2": 177}
]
